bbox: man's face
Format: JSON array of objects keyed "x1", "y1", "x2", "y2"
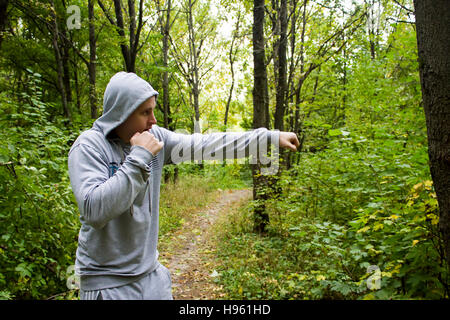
[{"x1": 115, "y1": 96, "x2": 157, "y2": 143}]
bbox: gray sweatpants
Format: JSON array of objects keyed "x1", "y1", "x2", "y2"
[{"x1": 79, "y1": 263, "x2": 173, "y2": 300}]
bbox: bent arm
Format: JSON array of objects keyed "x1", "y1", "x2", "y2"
[{"x1": 68, "y1": 143, "x2": 153, "y2": 229}]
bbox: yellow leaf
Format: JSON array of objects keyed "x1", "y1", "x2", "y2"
[
  {"x1": 413, "y1": 182, "x2": 423, "y2": 190},
  {"x1": 238, "y1": 287, "x2": 243, "y2": 295},
  {"x1": 363, "y1": 293, "x2": 376, "y2": 300},
  {"x1": 392, "y1": 264, "x2": 402, "y2": 274},
  {"x1": 389, "y1": 215, "x2": 399, "y2": 220},
  {"x1": 357, "y1": 226, "x2": 370, "y2": 233},
  {"x1": 373, "y1": 223, "x2": 384, "y2": 231},
  {"x1": 427, "y1": 213, "x2": 439, "y2": 225},
  {"x1": 424, "y1": 180, "x2": 433, "y2": 187},
  {"x1": 316, "y1": 275, "x2": 326, "y2": 281},
  {"x1": 412, "y1": 240, "x2": 419, "y2": 246}
]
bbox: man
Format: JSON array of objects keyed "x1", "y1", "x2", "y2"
[{"x1": 68, "y1": 72, "x2": 299, "y2": 300}]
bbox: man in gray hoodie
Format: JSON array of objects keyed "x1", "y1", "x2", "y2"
[{"x1": 68, "y1": 72, "x2": 299, "y2": 300}]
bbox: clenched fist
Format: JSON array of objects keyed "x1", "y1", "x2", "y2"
[
  {"x1": 130, "y1": 131, "x2": 164, "y2": 156},
  {"x1": 279, "y1": 132, "x2": 300, "y2": 152}
]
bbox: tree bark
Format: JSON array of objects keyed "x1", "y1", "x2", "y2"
[
  {"x1": 0, "y1": 0, "x2": 8, "y2": 49},
  {"x1": 413, "y1": 0, "x2": 450, "y2": 271},
  {"x1": 274, "y1": 0, "x2": 288, "y2": 132},
  {"x1": 50, "y1": 0, "x2": 71, "y2": 123},
  {"x1": 88, "y1": 0, "x2": 98, "y2": 119},
  {"x1": 160, "y1": 0, "x2": 172, "y2": 129},
  {"x1": 99, "y1": 0, "x2": 145, "y2": 73},
  {"x1": 187, "y1": 0, "x2": 201, "y2": 125},
  {"x1": 113, "y1": 0, "x2": 131, "y2": 71},
  {"x1": 252, "y1": 0, "x2": 270, "y2": 234},
  {"x1": 224, "y1": 11, "x2": 241, "y2": 128}
]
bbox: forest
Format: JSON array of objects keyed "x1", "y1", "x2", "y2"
[{"x1": 0, "y1": 0, "x2": 449, "y2": 300}]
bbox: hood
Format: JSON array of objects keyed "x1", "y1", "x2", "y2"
[{"x1": 93, "y1": 72, "x2": 159, "y2": 138}]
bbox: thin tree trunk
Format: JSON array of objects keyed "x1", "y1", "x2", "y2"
[
  {"x1": 88, "y1": 0, "x2": 98, "y2": 119},
  {"x1": 252, "y1": 0, "x2": 270, "y2": 234},
  {"x1": 0, "y1": 0, "x2": 8, "y2": 49},
  {"x1": 274, "y1": 0, "x2": 288, "y2": 131},
  {"x1": 414, "y1": 0, "x2": 450, "y2": 272},
  {"x1": 61, "y1": 27, "x2": 72, "y2": 104},
  {"x1": 50, "y1": 1, "x2": 71, "y2": 123},
  {"x1": 187, "y1": 0, "x2": 201, "y2": 125},
  {"x1": 161, "y1": 0, "x2": 172, "y2": 129},
  {"x1": 286, "y1": 0, "x2": 298, "y2": 133},
  {"x1": 113, "y1": 0, "x2": 132, "y2": 71},
  {"x1": 224, "y1": 11, "x2": 241, "y2": 127},
  {"x1": 73, "y1": 63, "x2": 81, "y2": 113}
]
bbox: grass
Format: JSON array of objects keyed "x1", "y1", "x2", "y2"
[{"x1": 210, "y1": 195, "x2": 355, "y2": 300}]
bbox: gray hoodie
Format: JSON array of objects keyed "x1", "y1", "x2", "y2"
[{"x1": 68, "y1": 72, "x2": 279, "y2": 291}]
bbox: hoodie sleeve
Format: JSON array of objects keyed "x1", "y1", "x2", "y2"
[
  {"x1": 162, "y1": 127, "x2": 279, "y2": 165},
  {"x1": 68, "y1": 143, "x2": 153, "y2": 229}
]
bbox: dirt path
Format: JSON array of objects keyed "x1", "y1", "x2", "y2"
[{"x1": 160, "y1": 188, "x2": 252, "y2": 300}]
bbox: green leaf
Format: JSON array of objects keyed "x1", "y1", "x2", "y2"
[
  {"x1": 328, "y1": 129, "x2": 342, "y2": 137},
  {"x1": 15, "y1": 263, "x2": 32, "y2": 278}
]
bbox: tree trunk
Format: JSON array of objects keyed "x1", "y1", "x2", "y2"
[
  {"x1": 224, "y1": 11, "x2": 242, "y2": 128},
  {"x1": 161, "y1": 0, "x2": 172, "y2": 129},
  {"x1": 274, "y1": 0, "x2": 288, "y2": 132},
  {"x1": 61, "y1": 27, "x2": 72, "y2": 105},
  {"x1": 99, "y1": 0, "x2": 144, "y2": 73},
  {"x1": 50, "y1": 1, "x2": 71, "y2": 123},
  {"x1": 113, "y1": 0, "x2": 132, "y2": 71},
  {"x1": 0, "y1": 0, "x2": 8, "y2": 49},
  {"x1": 252, "y1": 0, "x2": 270, "y2": 234},
  {"x1": 88, "y1": 0, "x2": 98, "y2": 119},
  {"x1": 413, "y1": 0, "x2": 450, "y2": 271},
  {"x1": 73, "y1": 63, "x2": 81, "y2": 113},
  {"x1": 186, "y1": 0, "x2": 201, "y2": 126}
]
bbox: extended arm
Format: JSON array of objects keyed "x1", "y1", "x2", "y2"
[{"x1": 162, "y1": 127, "x2": 280, "y2": 164}]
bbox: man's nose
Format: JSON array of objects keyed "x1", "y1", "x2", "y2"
[{"x1": 149, "y1": 113, "x2": 157, "y2": 124}]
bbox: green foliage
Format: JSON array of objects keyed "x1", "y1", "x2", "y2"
[
  {"x1": 0, "y1": 0, "x2": 445, "y2": 301},
  {"x1": 0, "y1": 72, "x2": 80, "y2": 299},
  {"x1": 213, "y1": 19, "x2": 448, "y2": 300}
]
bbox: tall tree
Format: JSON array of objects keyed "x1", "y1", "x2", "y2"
[
  {"x1": 98, "y1": 0, "x2": 146, "y2": 73},
  {"x1": 156, "y1": 0, "x2": 176, "y2": 130},
  {"x1": 252, "y1": 0, "x2": 270, "y2": 233},
  {"x1": 0, "y1": 0, "x2": 9, "y2": 49},
  {"x1": 413, "y1": 0, "x2": 450, "y2": 271},
  {"x1": 88, "y1": 0, "x2": 98, "y2": 119},
  {"x1": 49, "y1": 0, "x2": 71, "y2": 122},
  {"x1": 365, "y1": 0, "x2": 382, "y2": 59},
  {"x1": 224, "y1": 9, "x2": 243, "y2": 128},
  {"x1": 156, "y1": 0, "x2": 180, "y2": 183},
  {"x1": 286, "y1": 1, "x2": 365, "y2": 167},
  {"x1": 273, "y1": 0, "x2": 288, "y2": 132},
  {"x1": 169, "y1": 0, "x2": 217, "y2": 132}
]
